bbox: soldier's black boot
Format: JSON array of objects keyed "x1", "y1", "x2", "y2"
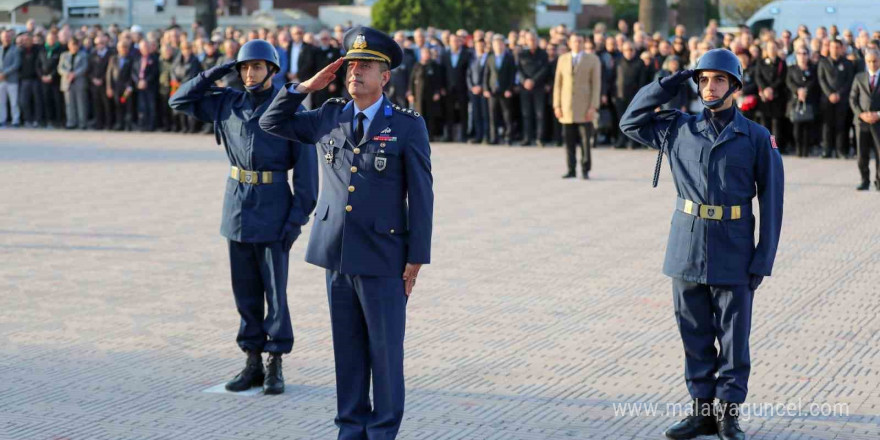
[
  {"x1": 717, "y1": 401, "x2": 746, "y2": 440},
  {"x1": 664, "y1": 398, "x2": 718, "y2": 439},
  {"x1": 225, "y1": 350, "x2": 264, "y2": 392},
  {"x1": 263, "y1": 353, "x2": 285, "y2": 395}
]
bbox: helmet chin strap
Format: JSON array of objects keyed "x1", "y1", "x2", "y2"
[
  {"x1": 700, "y1": 85, "x2": 739, "y2": 110},
  {"x1": 245, "y1": 68, "x2": 275, "y2": 93}
]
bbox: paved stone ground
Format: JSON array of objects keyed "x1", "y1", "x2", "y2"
[{"x1": 1, "y1": 129, "x2": 878, "y2": 440}]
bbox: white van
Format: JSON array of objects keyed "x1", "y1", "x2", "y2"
[{"x1": 746, "y1": 0, "x2": 880, "y2": 35}]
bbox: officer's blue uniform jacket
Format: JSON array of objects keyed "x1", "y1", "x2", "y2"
[
  {"x1": 169, "y1": 73, "x2": 318, "y2": 243},
  {"x1": 259, "y1": 86, "x2": 433, "y2": 277},
  {"x1": 620, "y1": 80, "x2": 784, "y2": 285}
]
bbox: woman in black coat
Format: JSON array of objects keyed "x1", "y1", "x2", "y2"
[
  {"x1": 785, "y1": 47, "x2": 820, "y2": 157},
  {"x1": 736, "y1": 51, "x2": 760, "y2": 121},
  {"x1": 756, "y1": 40, "x2": 788, "y2": 152}
]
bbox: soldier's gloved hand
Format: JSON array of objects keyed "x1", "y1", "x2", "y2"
[
  {"x1": 204, "y1": 60, "x2": 238, "y2": 82},
  {"x1": 659, "y1": 69, "x2": 695, "y2": 92},
  {"x1": 749, "y1": 274, "x2": 764, "y2": 291},
  {"x1": 281, "y1": 223, "x2": 302, "y2": 251}
]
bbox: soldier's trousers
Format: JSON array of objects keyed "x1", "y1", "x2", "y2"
[
  {"x1": 326, "y1": 270, "x2": 407, "y2": 440},
  {"x1": 673, "y1": 279, "x2": 754, "y2": 404},
  {"x1": 228, "y1": 240, "x2": 294, "y2": 354}
]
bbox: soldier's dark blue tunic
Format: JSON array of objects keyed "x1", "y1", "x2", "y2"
[
  {"x1": 169, "y1": 71, "x2": 318, "y2": 354},
  {"x1": 259, "y1": 86, "x2": 433, "y2": 440},
  {"x1": 620, "y1": 79, "x2": 784, "y2": 403}
]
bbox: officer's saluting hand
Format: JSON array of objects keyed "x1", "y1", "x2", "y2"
[
  {"x1": 620, "y1": 49, "x2": 783, "y2": 440},
  {"x1": 259, "y1": 26, "x2": 433, "y2": 440}
]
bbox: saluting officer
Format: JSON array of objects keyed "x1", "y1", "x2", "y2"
[
  {"x1": 169, "y1": 40, "x2": 318, "y2": 395},
  {"x1": 620, "y1": 49, "x2": 784, "y2": 440},
  {"x1": 259, "y1": 27, "x2": 433, "y2": 440}
]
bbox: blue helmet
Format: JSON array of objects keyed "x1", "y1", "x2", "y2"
[
  {"x1": 692, "y1": 48, "x2": 743, "y2": 89},
  {"x1": 236, "y1": 39, "x2": 280, "y2": 73}
]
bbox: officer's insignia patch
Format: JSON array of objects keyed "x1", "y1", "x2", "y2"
[
  {"x1": 770, "y1": 135, "x2": 778, "y2": 149},
  {"x1": 353, "y1": 34, "x2": 368, "y2": 50},
  {"x1": 375, "y1": 156, "x2": 387, "y2": 171}
]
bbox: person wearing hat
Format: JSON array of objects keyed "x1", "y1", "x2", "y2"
[
  {"x1": 620, "y1": 49, "x2": 784, "y2": 440},
  {"x1": 169, "y1": 39, "x2": 318, "y2": 395},
  {"x1": 259, "y1": 26, "x2": 433, "y2": 440}
]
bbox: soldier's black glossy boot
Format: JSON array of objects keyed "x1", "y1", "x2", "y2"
[
  {"x1": 225, "y1": 350, "x2": 264, "y2": 391},
  {"x1": 717, "y1": 401, "x2": 746, "y2": 440},
  {"x1": 664, "y1": 398, "x2": 718, "y2": 439},
  {"x1": 263, "y1": 353, "x2": 285, "y2": 395}
]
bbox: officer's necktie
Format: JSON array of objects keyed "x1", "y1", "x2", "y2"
[{"x1": 354, "y1": 112, "x2": 366, "y2": 144}]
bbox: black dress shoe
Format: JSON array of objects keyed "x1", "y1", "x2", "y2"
[
  {"x1": 716, "y1": 401, "x2": 746, "y2": 440},
  {"x1": 582, "y1": 172, "x2": 589, "y2": 180},
  {"x1": 857, "y1": 182, "x2": 870, "y2": 191},
  {"x1": 263, "y1": 353, "x2": 285, "y2": 395},
  {"x1": 664, "y1": 399, "x2": 717, "y2": 439},
  {"x1": 225, "y1": 350, "x2": 264, "y2": 392},
  {"x1": 875, "y1": 181, "x2": 880, "y2": 191},
  {"x1": 562, "y1": 172, "x2": 576, "y2": 179}
]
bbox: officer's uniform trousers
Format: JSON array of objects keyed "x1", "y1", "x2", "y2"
[
  {"x1": 259, "y1": 88, "x2": 434, "y2": 440},
  {"x1": 170, "y1": 73, "x2": 319, "y2": 356},
  {"x1": 621, "y1": 80, "x2": 784, "y2": 405}
]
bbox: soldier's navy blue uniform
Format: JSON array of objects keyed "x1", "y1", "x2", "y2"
[
  {"x1": 259, "y1": 27, "x2": 433, "y2": 440},
  {"x1": 169, "y1": 63, "x2": 318, "y2": 356},
  {"x1": 620, "y1": 78, "x2": 784, "y2": 405}
]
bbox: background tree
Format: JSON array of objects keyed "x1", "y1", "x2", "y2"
[
  {"x1": 721, "y1": 0, "x2": 773, "y2": 24},
  {"x1": 639, "y1": 0, "x2": 668, "y2": 35},
  {"x1": 372, "y1": 0, "x2": 535, "y2": 33}
]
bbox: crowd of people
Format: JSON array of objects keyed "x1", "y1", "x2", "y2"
[{"x1": 1, "y1": 18, "x2": 879, "y2": 163}]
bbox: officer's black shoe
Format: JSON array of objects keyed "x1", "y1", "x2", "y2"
[
  {"x1": 716, "y1": 401, "x2": 746, "y2": 440},
  {"x1": 857, "y1": 182, "x2": 870, "y2": 191},
  {"x1": 664, "y1": 399, "x2": 717, "y2": 439},
  {"x1": 562, "y1": 172, "x2": 576, "y2": 179},
  {"x1": 263, "y1": 353, "x2": 285, "y2": 395},
  {"x1": 225, "y1": 350, "x2": 264, "y2": 392}
]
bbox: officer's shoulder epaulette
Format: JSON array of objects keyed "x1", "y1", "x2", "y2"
[
  {"x1": 391, "y1": 104, "x2": 421, "y2": 119},
  {"x1": 325, "y1": 97, "x2": 349, "y2": 106}
]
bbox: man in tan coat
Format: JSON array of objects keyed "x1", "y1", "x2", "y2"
[{"x1": 554, "y1": 33, "x2": 602, "y2": 179}]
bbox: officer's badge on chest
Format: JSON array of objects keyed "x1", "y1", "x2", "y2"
[{"x1": 374, "y1": 155, "x2": 387, "y2": 171}]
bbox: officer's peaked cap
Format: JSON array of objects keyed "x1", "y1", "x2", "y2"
[{"x1": 343, "y1": 26, "x2": 403, "y2": 69}]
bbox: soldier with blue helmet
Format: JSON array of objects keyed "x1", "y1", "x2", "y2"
[
  {"x1": 168, "y1": 39, "x2": 318, "y2": 395},
  {"x1": 620, "y1": 48, "x2": 784, "y2": 440},
  {"x1": 259, "y1": 26, "x2": 433, "y2": 440}
]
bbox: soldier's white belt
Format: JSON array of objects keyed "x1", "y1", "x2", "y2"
[
  {"x1": 230, "y1": 166, "x2": 287, "y2": 185},
  {"x1": 677, "y1": 197, "x2": 750, "y2": 221}
]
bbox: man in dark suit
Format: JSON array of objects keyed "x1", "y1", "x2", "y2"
[
  {"x1": 311, "y1": 30, "x2": 344, "y2": 107},
  {"x1": 285, "y1": 26, "x2": 316, "y2": 86},
  {"x1": 467, "y1": 38, "x2": 489, "y2": 144},
  {"x1": 818, "y1": 38, "x2": 856, "y2": 158},
  {"x1": 613, "y1": 41, "x2": 649, "y2": 148},
  {"x1": 440, "y1": 34, "x2": 471, "y2": 142},
  {"x1": 88, "y1": 33, "x2": 114, "y2": 130},
  {"x1": 516, "y1": 31, "x2": 550, "y2": 146},
  {"x1": 106, "y1": 39, "x2": 136, "y2": 131},
  {"x1": 483, "y1": 34, "x2": 516, "y2": 145},
  {"x1": 131, "y1": 39, "x2": 160, "y2": 131},
  {"x1": 386, "y1": 30, "x2": 416, "y2": 108},
  {"x1": 849, "y1": 48, "x2": 880, "y2": 190}
]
